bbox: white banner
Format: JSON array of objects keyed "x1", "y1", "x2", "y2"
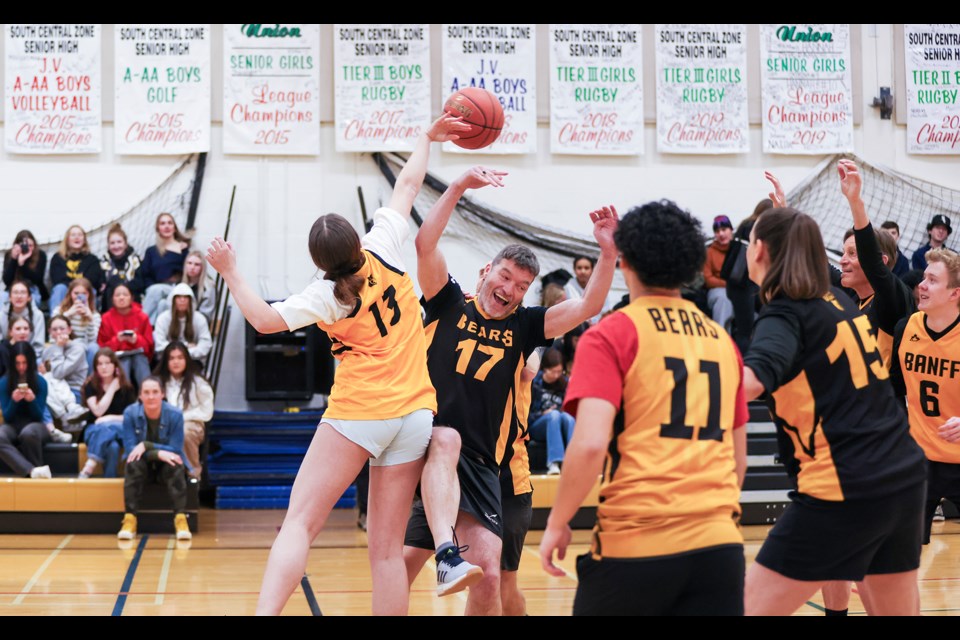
[
  {"x1": 904, "y1": 24, "x2": 960, "y2": 154},
  {"x1": 760, "y1": 24, "x2": 853, "y2": 154},
  {"x1": 549, "y1": 24, "x2": 643, "y2": 155},
  {"x1": 655, "y1": 24, "x2": 748, "y2": 154},
  {"x1": 5, "y1": 24, "x2": 101, "y2": 154},
  {"x1": 334, "y1": 24, "x2": 431, "y2": 152},
  {"x1": 442, "y1": 24, "x2": 536, "y2": 154},
  {"x1": 223, "y1": 24, "x2": 320, "y2": 155},
  {"x1": 115, "y1": 24, "x2": 210, "y2": 155}
]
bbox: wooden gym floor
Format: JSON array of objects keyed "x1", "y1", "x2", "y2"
[{"x1": 1, "y1": 507, "x2": 959, "y2": 616}]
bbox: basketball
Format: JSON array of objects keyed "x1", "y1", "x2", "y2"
[{"x1": 443, "y1": 88, "x2": 505, "y2": 150}]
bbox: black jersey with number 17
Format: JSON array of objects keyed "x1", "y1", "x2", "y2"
[{"x1": 424, "y1": 276, "x2": 552, "y2": 467}]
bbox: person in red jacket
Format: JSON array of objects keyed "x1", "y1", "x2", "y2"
[{"x1": 97, "y1": 283, "x2": 154, "y2": 389}]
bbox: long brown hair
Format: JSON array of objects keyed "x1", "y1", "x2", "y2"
[
  {"x1": 57, "y1": 277, "x2": 97, "y2": 316},
  {"x1": 11, "y1": 230, "x2": 40, "y2": 270},
  {"x1": 168, "y1": 292, "x2": 196, "y2": 344},
  {"x1": 308, "y1": 214, "x2": 366, "y2": 307},
  {"x1": 81, "y1": 347, "x2": 133, "y2": 402},
  {"x1": 155, "y1": 212, "x2": 192, "y2": 256},
  {"x1": 753, "y1": 208, "x2": 830, "y2": 304}
]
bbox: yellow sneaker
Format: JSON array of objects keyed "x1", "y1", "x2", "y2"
[
  {"x1": 117, "y1": 513, "x2": 137, "y2": 540},
  {"x1": 174, "y1": 513, "x2": 192, "y2": 540}
]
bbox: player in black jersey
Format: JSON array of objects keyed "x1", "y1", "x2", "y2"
[
  {"x1": 741, "y1": 207, "x2": 926, "y2": 616},
  {"x1": 403, "y1": 165, "x2": 619, "y2": 615}
]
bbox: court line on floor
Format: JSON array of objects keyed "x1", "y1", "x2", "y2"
[
  {"x1": 155, "y1": 538, "x2": 175, "y2": 605},
  {"x1": 11, "y1": 535, "x2": 74, "y2": 606},
  {"x1": 112, "y1": 535, "x2": 149, "y2": 616},
  {"x1": 301, "y1": 574, "x2": 322, "y2": 616}
]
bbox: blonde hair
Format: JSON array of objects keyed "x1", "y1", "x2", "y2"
[
  {"x1": 181, "y1": 250, "x2": 209, "y2": 301},
  {"x1": 57, "y1": 277, "x2": 97, "y2": 316},
  {"x1": 925, "y1": 248, "x2": 960, "y2": 304},
  {"x1": 58, "y1": 225, "x2": 90, "y2": 258}
]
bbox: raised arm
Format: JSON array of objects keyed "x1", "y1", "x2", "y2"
[
  {"x1": 838, "y1": 159, "x2": 869, "y2": 230},
  {"x1": 765, "y1": 171, "x2": 787, "y2": 208},
  {"x1": 415, "y1": 165, "x2": 507, "y2": 301},
  {"x1": 388, "y1": 114, "x2": 471, "y2": 219},
  {"x1": 206, "y1": 237, "x2": 288, "y2": 334},
  {"x1": 543, "y1": 206, "x2": 619, "y2": 339}
]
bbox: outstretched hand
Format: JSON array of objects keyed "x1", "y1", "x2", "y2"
[
  {"x1": 837, "y1": 159, "x2": 862, "y2": 203},
  {"x1": 206, "y1": 237, "x2": 236, "y2": 276},
  {"x1": 590, "y1": 205, "x2": 619, "y2": 254},
  {"x1": 427, "y1": 113, "x2": 473, "y2": 143},
  {"x1": 764, "y1": 171, "x2": 787, "y2": 208},
  {"x1": 457, "y1": 165, "x2": 508, "y2": 191}
]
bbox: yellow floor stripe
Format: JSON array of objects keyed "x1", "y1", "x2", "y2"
[{"x1": 12, "y1": 535, "x2": 74, "y2": 605}]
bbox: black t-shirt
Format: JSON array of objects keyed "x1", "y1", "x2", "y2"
[
  {"x1": 423, "y1": 276, "x2": 551, "y2": 467},
  {"x1": 83, "y1": 381, "x2": 136, "y2": 416}
]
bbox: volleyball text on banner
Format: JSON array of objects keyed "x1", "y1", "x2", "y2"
[
  {"x1": 549, "y1": 24, "x2": 643, "y2": 155},
  {"x1": 904, "y1": 24, "x2": 960, "y2": 154},
  {"x1": 760, "y1": 24, "x2": 853, "y2": 154},
  {"x1": 5, "y1": 24, "x2": 101, "y2": 154},
  {"x1": 655, "y1": 24, "x2": 748, "y2": 154},
  {"x1": 223, "y1": 24, "x2": 320, "y2": 155},
  {"x1": 115, "y1": 24, "x2": 211, "y2": 155},
  {"x1": 442, "y1": 24, "x2": 536, "y2": 154},
  {"x1": 334, "y1": 24, "x2": 431, "y2": 152}
]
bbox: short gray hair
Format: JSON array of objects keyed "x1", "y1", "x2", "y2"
[{"x1": 491, "y1": 244, "x2": 540, "y2": 278}]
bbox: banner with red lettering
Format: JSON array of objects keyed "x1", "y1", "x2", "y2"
[
  {"x1": 655, "y1": 24, "x2": 748, "y2": 154},
  {"x1": 115, "y1": 24, "x2": 210, "y2": 155},
  {"x1": 904, "y1": 24, "x2": 960, "y2": 154},
  {"x1": 334, "y1": 25, "x2": 431, "y2": 152},
  {"x1": 223, "y1": 24, "x2": 319, "y2": 155},
  {"x1": 442, "y1": 24, "x2": 536, "y2": 154},
  {"x1": 549, "y1": 24, "x2": 643, "y2": 155},
  {"x1": 760, "y1": 24, "x2": 853, "y2": 154},
  {"x1": 5, "y1": 24, "x2": 101, "y2": 154}
]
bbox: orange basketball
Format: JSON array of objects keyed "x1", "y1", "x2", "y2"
[{"x1": 443, "y1": 88, "x2": 505, "y2": 150}]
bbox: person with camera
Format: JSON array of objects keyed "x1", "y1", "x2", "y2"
[
  {"x1": 3, "y1": 230, "x2": 47, "y2": 305},
  {"x1": 97, "y1": 284, "x2": 154, "y2": 390},
  {"x1": 54, "y1": 278, "x2": 102, "y2": 369}
]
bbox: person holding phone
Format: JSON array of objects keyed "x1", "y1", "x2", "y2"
[
  {"x1": 97, "y1": 284, "x2": 153, "y2": 390},
  {"x1": 3, "y1": 230, "x2": 47, "y2": 305},
  {"x1": 0, "y1": 342, "x2": 53, "y2": 478},
  {"x1": 56, "y1": 278, "x2": 102, "y2": 368}
]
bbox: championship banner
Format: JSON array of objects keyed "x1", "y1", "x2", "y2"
[
  {"x1": 655, "y1": 24, "x2": 748, "y2": 154},
  {"x1": 760, "y1": 24, "x2": 853, "y2": 154},
  {"x1": 5, "y1": 24, "x2": 101, "y2": 154},
  {"x1": 223, "y1": 23, "x2": 320, "y2": 155},
  {"x1": 115, "y1": 24, "x2": 210, "y2": 155},
  {"x1": 334, "y1": 24, "x2": 431, "y2": 152},
  {"x1": 549, "y1": 24, "x2": 643, "y2": 155},
  {"x1": 442, "y1": 24, "x2": 536, "y2": 154},
  {"x1": 904, "y1": 24, "x2": 960, "y2": 154}
]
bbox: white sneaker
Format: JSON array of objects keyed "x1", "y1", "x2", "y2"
[
  {"x1": 933, "y1": 502, "x2": 946, "y2": 523},
  {"x1": 547, "y1": 462, "x2": 561, "y2": 475},
  {"x1": 49, "y1": 427, "x2": 73, "y2": 443},
  {"x1": 30, "y1": 465, "x2": 52, "y2": 479},
  {"x1": 436, "y1": 541, "x2": 483, "y2": 597}
]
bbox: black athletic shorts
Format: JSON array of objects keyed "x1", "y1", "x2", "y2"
[
  {"x1": 755, "y1": 481, "x2": 925, "y2": 581},
  {"x1": 500, "y1": 491, "x2": 533, "y2": 572},
  {"x1": 572, "y1": 544, "x2": 745, "y2": 616},
  {"x1": 924, "y1": 460, "x2": 960, "y2": 544},
  {"x1": 405, "y1": 451, "x2": 503, "y2": 549}
]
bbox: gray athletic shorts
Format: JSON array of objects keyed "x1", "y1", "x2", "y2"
[{"x1": 323, "y1": 408, "x2": 433, "y2": 467}]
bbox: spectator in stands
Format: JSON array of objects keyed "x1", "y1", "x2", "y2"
[
  {"x1": 39, "y1": 315, "x2": 89, "y2": 428},
  {"x1": 528, "y1": 348, "x2": 574, "y2": 476},
  {"x1": 3, "y1": 230, "x2": 47, "y2": 305},
  {"x1": 49, "y1": 225, "x2": 104, "y2": 312},
  {"x1": 117, "y1": 376, "x2": 191, "y2": 541},
  {"x1": 100, "y1": 223, "x2": 144, "y2": 313},
  {"x1": 154, "y1": 342, "x2": 214, "y2": 479},
  {"x1": 153, "y1": 283, "x2": 212, "y2": 367},
  {"x1": 880, "y1": 221, "x2": 911, "y2": 279},
  {"x1": 0, "y1": 280, "x2": 46, "y2": 356},
  {"x1": 98, "y1": 284, "x2": 154, "y2": 390},
  {"x1": 912, "y1": 214, "x2": 952, "y2": 272},
  {"x1": 55, "y1": 278, "x2": 101, "y2": 368},
  {"x1": 79, "y1": 348, "x2": 137, "y2": 479},
  {"x1": 541, "y1": 282, "x2": 567, "y2": 308},
  {"x1": 559, "y1": 321, "x2": 588, "y2": 376},
  {"x1": 704, "y1": 214, "x2": 735, "y2": 333},
  {"x1": 159, "y1": 250, "x2": 216, "y2": 324},
  {"x1": 141, "y1": 212, "x2": 191, "y2": 324},
  {"x1": 564, "y1": 255, "x2": 616, "y2": 324},
  {"x1": 726, "y1": 199, "x2": 772, "y2": 354},
  {"x1": 0, "y1": 342, "x2": 52, "y2": 478}
]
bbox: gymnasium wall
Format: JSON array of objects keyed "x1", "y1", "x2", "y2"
[{"x1": 0, "y1": 24, "x2": 955, "y2": 411}]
